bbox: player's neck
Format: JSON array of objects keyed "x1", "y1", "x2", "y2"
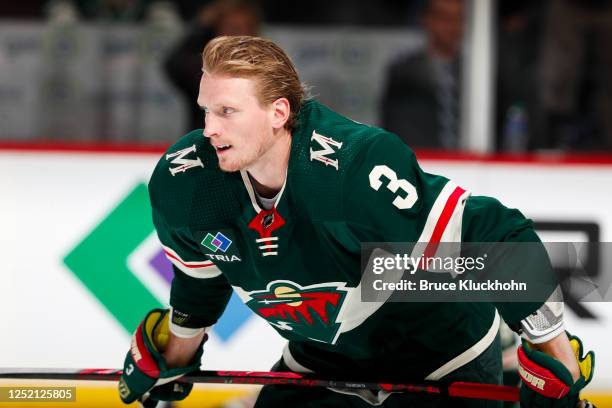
[{"x1": 246, "y1": 128, "x2": 292, "y2": 199}]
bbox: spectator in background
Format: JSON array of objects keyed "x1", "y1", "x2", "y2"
[
  {"x1": 539, "y1": 0, "x2": 612, "y2": 151},
  {"x1": 0, "y1": 0, "x2": 46, "y2": 19},
  {"x1": 163, "y1": 0, "x2": 261, "y2": 132},
  {"x1": 496, "y1": 1, "x2": 546, "y2": 153},
  {"x1": 381, "y1": 0, "x2": 464, "y2": 150},
  {"x1": 73, "y1": 0, "x2": 151, "y2": 21}
]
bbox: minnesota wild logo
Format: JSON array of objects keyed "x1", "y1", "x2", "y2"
[{"x1": 245, "y1": 280, "x2": 348, "y2": 344}]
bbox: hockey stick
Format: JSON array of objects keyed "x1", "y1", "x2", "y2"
[{"x1": 0, "y1": 368, "x2": 518, "y2": 402}]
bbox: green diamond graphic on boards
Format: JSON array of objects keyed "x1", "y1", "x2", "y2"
[
  {"x1": 63, "y1": 182, "x2": 251, "y2": 340},
  {"x1": 64, "y1": 183, "x2": 161, "y2": 332}
]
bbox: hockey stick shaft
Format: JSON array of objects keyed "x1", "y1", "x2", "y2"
[{"x1": 0, "y1": 368, "x2": 519, "y2": 402}]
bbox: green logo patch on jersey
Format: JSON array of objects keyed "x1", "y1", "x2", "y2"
[
  {"x1": 195, "y1": 229, "x2": 242, "y2": 262},
  {"x1": 245, "y1": 280, "x2": 348, "y2": 344}
]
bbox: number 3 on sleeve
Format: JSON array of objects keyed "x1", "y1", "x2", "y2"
[{"x1": 369, "y1": 165, "x2": 418, "y2": 210}]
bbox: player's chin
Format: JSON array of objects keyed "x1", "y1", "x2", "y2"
[{"x1": 218, "y1": 157, "x2": 243, "y2": 173}]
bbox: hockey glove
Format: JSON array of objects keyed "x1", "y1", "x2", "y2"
[
  {"x1": 118, "y1": 308, "x2": 206, "y2": 405},
  {"x1": 518, "y1": 333, "x2": 594, "y2": 408}
]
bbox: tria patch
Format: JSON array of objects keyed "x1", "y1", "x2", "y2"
[
  {"x1": 205, "y1": 254, "x2": 241, "y2": 262},
  {"x1": 245, "y1": 280, "x2": 349, "y2": 344},
  {"x1": 201, "y1": 232, "x2": 232, "y2": 253},
  {"x1": 195, "y1": 229, "x2": 242, "y2": 262}
]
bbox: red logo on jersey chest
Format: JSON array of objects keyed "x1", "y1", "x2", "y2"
[
  {"x1": 248, "y1": 207, "x2": 285, "y2": 239},
  {"x1": 245, "y1": 280, "x2": 349, "y2": 343},
  {"x1": 254, "y1": 290, "x2": 341, "y2": 325}
]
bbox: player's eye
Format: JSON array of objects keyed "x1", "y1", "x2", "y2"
[{"x1": 222, "y1": 107, "x2": 234, "y2": 115}]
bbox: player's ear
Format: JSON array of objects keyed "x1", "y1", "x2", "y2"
[{"x1": 270, "y1": 97, "x2": 290, "y2": 130}]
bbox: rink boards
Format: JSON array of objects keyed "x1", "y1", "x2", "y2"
[{"x1": 1, "y1": 147, "x2": 611, "y2": 406}]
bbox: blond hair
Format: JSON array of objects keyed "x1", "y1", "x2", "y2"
[{"x1": 202, "y1": 36, "x2": 306, "y2": 130}]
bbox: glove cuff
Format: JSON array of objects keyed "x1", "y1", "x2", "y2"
[
  {"x1": 119, "y1": 351, "x2": 158, "y2": 403},
  {"x1": 119, "y1": 308, "x2": 206, "y2": 404},
  {"x1": 517, "y1": 344, "x2": 573, "y2": 398},
  {"x1": 132, "y1": 316, "x2": 165, "y2": 377}
]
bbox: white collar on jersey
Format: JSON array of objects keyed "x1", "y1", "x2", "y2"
[{"x1": 239, "y1": 169, "x2": 288, "y2": 213}]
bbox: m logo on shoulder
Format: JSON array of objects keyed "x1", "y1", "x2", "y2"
[
  {"x1": 166, "y1": 144, "x2": 204, "y2": 176},
  {"x1": 310, "y1": 130, "x2": 342, "y2": 170}
]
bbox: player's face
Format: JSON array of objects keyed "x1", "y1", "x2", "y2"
[{"x1": 198, "y1": 73, "x2": 277, "y2": 172}]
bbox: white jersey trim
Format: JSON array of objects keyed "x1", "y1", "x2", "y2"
[
  {"x1": 425, "y1": 309, "x2": 500, "y2": 381},
  {"x1": 240, "y1": 169, "x2": 288, "y2": 213},
  {"x1": 440, "y1": 188, "x2": 470, "y2": 243},
  {"x1": 417, "y1": 180, "x2": 470, "y2": 253},
  {"x1": 283, "y1": 311, "x2": 501, "y2": 383},
  {"x1": 417, "y1": 181, "x2": 460, "y2": 242},
  {"x1": 162, "y1": 244, "x2": 222, "y2": 279},
  {"x1": 332, "y1": 180, "x2": 469, "y2": 344}
]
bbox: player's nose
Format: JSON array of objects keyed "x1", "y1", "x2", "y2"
[{"x1": 203, "y1": 116, "x2": 220, "y2": 139}]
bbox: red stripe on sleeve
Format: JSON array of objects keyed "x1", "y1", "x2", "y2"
[
  {"x1": 423, "y1": 186, "x2": 466, "y2": 260},
  {"x1": 163, "y1": 249, "x2": 214, "y2": 268}
]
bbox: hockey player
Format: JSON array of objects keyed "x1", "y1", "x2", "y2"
[{"x1": 118, "y1": 36, "x2": 594, "y2": 407}]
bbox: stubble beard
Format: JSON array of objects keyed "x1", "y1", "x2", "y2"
[{"x1": 217, "y1": 142, "x2": 267, "y2": 173}]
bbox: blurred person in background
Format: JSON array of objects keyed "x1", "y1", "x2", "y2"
[
  {"x1": 72, "y1": 0, "x2": 151, "y2": 21},
  {"x1": 496, "y1": 1, "x2": 546, "y2": 153},
  {"x1": 539, "y1": 0, "x2": 612, "y2": 151},
  {"x1": 0, "y1": 0, "x2": 46, "y2": 19},
  {"x1": 381, "y1": 0, "x2": 464, "y2": 150},
  {"x1": 258, "y1": 0, "x2": 412, "y2": 26},
  {"x1": 163, "y1": 0, "x2": 261, "y2": 132}
]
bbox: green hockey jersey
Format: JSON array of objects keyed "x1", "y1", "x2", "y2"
[{"x1": 148, "y1": 99, "x2": 548, "y2": 381}]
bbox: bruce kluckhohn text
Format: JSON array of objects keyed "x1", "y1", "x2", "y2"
[
  {"x1": 370, "y1": 254, "x2": 527, "y2": 293},
  {"x1": 372, "y1": 279, "x2": 528, "y2": 292}
]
